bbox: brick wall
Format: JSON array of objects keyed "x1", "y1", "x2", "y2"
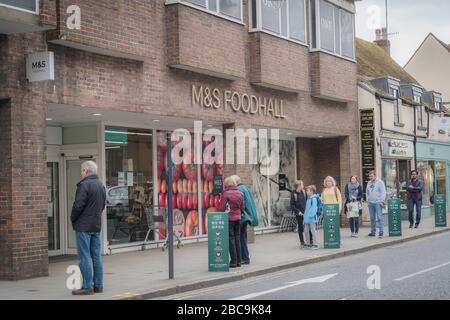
[
  {"x1": 166, "y1": 3, "x2": 246, "y2": 79},
  {"x1": 250, "y1": 32, "x2": 310, "y2": 92},
  {"x1": 0, "y1": 34, "x2": 49, "y2": 280},
  {"x1": 310, "y1": 52, "x2": 358, "y2": 103},
  {"x1": 47, "y1": 0, "x2": 156, "y2": 59}
]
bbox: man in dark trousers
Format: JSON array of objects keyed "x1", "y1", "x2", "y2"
[
  {"x1": 71, "y1": 161, "x2": 106, "y2": 295},
  {"x1": 407, "y1": 170, "x2": 424, "y2": 229}
]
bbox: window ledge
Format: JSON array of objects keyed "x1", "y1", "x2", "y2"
[
  {"x1": 394, "y1": 122, "x2": 405, "y2": 128},
  {"x1": 165, "y1": 0, "x2": 245, "y2": 26},
  {"x1": 417, "y1": 126, "x2": 427, "y2": 131},
  {"x1": 309, "y1": 48, "x2": 356, "y2": 63},
  {"x1": 249, "y1": 29, "x2": 309, "y2": 48}
]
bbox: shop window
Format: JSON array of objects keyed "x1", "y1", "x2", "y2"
[
  {"x1": 251, "y1": 0, "x2": 307, "y2": 44},
  {"x1": 417, "y1": 161, "x2": 432, "y2": 207},
  {"x1": 105, "y1": 127, "x2": 153, "y2": 245},
  {"x1": 181, "y1": 0, "x2": 242, "y2": 21},
  {"x1": 310, "y1": 0, "x2": 355, "y2": 59},
  {"x1": 436, "y1": 161, "x2": 447, "y2": 196},
  {"x1": 382, "y1": 159, "x2": 398, "y2": 200},
  {"x1": 155, "y1": 130, "x2": 224, "y2": 240}
]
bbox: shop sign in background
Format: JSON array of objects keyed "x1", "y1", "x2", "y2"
[
  {"x1": 434, "y1": 195, "x2": 447, "y2": 227},
  {"x1": 360, "y1": 109, "x2": 375, "y2": 198},
  {"x1": 208, "y1": 212, "x2": 229, "y2": 272},
  {"x1": 388, "y1": 198, "x2": 402, "y2": 236},
  {"x1": 323, "y1": 204, "x2": 340, "y2": 249}
]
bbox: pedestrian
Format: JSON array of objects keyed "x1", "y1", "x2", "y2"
[
  {"x1": 366, "y1": 170, "x2": 387, "y2": 239},
  {"x1": 290, "y1": 180, "x2": 308, "y2": 248},
  {"x1": 344, "y1": 176, "x2": 363, "y2": 237},
  {"x1": 231, "y1": 175, "x2": 259, "y2": 265},
  {"x1": 321, "y1": 176, "x2": 343, "y2": 214},
  {"x1": 304, "y1": 185, "x2": 320, "y2": 250},
  {"x1": 219, "y1": 176, "x2": 244, "y2": 268},
  {"x1": 71, "y1": 161, "x2": 106, "y2": 295},
  {"x1": 407, "y1": 170, "x2": 424, "y2": 229}
]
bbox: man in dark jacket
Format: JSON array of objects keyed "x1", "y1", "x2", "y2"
[
  {"x1": 407, "y1": 170, "x2": 424, "y2": 229},
  {"x1": 71, "y1": 161, "x2": 106, "y2": 295}
]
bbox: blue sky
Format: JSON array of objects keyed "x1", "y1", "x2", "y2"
[{"x1": 355, "y1": 0, "x2": 450, "y2": 66}]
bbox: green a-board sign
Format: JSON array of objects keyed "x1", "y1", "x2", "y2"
[
  {"x1": 435, "y1": 195, "x2": 447, "y2": 227},
  {"x1": 323, "y1": 204, "x2": 340, "y2": 249},
  {"x1": 208, "y1": 212, "x2": 229, "y2": 272},
  {"x1": 388, "y1": 198, "x2": 402, "y2": 237}
]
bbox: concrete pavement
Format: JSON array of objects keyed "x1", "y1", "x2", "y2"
[{"x1": 0, "y1": 215, "x2": 448, "y2": 300}]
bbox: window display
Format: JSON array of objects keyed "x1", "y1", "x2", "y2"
[{"x1": 105, "y1": 127, "x2": 153, "y2": 245}]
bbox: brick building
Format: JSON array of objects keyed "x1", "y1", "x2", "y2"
[{"x1": 0, "y1": 0, "x2": 359, "y2": 280}]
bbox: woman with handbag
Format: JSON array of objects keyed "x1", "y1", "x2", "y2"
[{"x1": 345, "y1": 176, "x2": 363, "y2": 237}]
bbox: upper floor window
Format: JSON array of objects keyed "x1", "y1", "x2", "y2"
[
  {"x1": 413, "y1": 95, "x2": 421, "y2": 104},
  {"x1": 183, "y1": 0, "x2": 242, "y2": 21},
  {"x1": 435, "y1": 100, "x2": 442, "y2": 111},
  {"x1": 390, "y1": 87, "x2": 400, "y2": 124},
  {"x1": 417, "y1": 105, "x2": 424, "y2": 128},
  {"x1": 0, "y1": 0, "x2": 38, "y2": 14},
  {"x1": 250, "y1": 0, "x2": 307, "y2": 44},
  {"x1": 310, "y1": 0, "x2": 355, "y2": 59}
]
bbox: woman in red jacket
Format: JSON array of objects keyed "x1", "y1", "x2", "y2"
[{"x1": 219, "y1": 177, "x2": 245, "y2": 268}]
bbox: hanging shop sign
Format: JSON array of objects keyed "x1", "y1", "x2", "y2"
[
  {"x1": 387, "y1": 198, "x2": 402, "y2": 237},
  {"x1": 208, "y1": 212, "x2": 229, "y2": 272},
  {"x1": 192, "y1": 85, "x2": 286, "y2": 119},
  {"x1": 212, "y1": 174, "x2": 223, "y2": 195},
  {"x1": 360, "y1": 109, "x2": 375, "y2": 195},
  {"x1": 323, "y1": 204, "x2": 340, "y2": 249},
  {"x1": 381, "y1": 138, "x2": 414, "y2": 158},
  {"x1": 435, "y1": 195, "x2": 447, "y2": 227},
  {"x1": 26, "y1": 52, "x2": 55, "y2": 82}
]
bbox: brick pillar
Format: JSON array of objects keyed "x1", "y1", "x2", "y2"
[
  {"x1": 339, "y1": 134, "x2": 361, "y2": 228},
  {"x1": 0, "y1": 33, "x2": 49, "y2": 280}
]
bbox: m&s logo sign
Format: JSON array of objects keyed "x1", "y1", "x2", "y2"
[{"x1": 26, "y1": 52, "x2": 55, "y2": 82}]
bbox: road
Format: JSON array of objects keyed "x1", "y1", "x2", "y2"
[{"x1": 156, "y1": 232, "x2": 450, "y2": 300}]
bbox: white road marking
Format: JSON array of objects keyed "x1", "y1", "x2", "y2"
[
  {"x1": 229, "y1": 273, "x2": 338, "y2": 300},
  {"x1": 395, "y1": 261, "x2": 450, "y2": 281}
]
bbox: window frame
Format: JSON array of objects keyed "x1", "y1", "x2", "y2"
[
  {"x1": 0, "y1": 0, "x2": 39, "y2": 14},
  {"x1": 390, "y1": 87, "x2": 400, "y2": 124},
  {"x1": 166, "y1": 0, "x2": 244, "y2": 24},
  {"x1": 249, "y1": 0, "x2": 309, "y2": 47},
  {"x1": 309, "y1": 0, "x2": 356, "y2": 62},
  {"x1": 417, "y1": 104, "x2": 424, "y2": 128}
]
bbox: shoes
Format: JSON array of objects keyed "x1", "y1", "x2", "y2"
[
  {"x1": 310, "y1": 245, "x2": 319, "y2": 250},
  {"x1": 94, "y1": 288, "x2": 103, "y2": 293},
  {"x1": 72, "y1": 288, "x2": 94, "y2": 296},
  {"x1": 415, "y1": 223, "x2": 419, "y2": 229},
  {"x1": 229, "y1": 264, "x2": 237, "y2": 268},
  {"x1": 409, "y1": 223, "x2": 414, "y2": 229},
  {"x1": 378, "y1": 232, "x2": 384, "y2": 239},
  {"x1": 237, "y1": 263, "x2": 241, "y2": 267},
  {"x1": 353, "y1": 233, "x2": 359, "y2": 238},
  {"x1": 241, "y1": 260, "x2": 250, "y2": 265},
  {"x1": 368, "y1": 233, "x2": 376, "y2": 237}
]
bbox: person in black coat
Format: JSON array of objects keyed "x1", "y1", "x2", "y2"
[
  {"x1": 291, "y1": 180, "x2": 308, "y2": 248},
  {"x1": 344, "y1": 176, "x2": 363, "y2": 237},
  {"x1": 71, "y1": 161, "x2": 106, "y2": 295}
]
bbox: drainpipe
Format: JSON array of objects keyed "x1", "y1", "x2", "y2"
[{"x1": 413, "y1": 103, "x2": 417, "y2": 170}]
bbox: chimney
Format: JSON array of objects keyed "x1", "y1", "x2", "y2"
[{"x1": 374, "y1": 28, "x2": 391, "y2": 56}]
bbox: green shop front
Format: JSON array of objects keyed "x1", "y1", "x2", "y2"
[{"x1": 416, "y1": 139, "x2": 450, "y2": 216}]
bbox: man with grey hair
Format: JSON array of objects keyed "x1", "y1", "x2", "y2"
[
  {"x1": 71, "y1": 161, "x2": 106, "y2": 295},
  {"x1": 231, "y1": 175, "x2": 259, "y2": 265}
]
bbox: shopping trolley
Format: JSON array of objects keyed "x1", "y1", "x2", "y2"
[{"x1": 142, "y1": 206, "x2": 183, "y2": 251}]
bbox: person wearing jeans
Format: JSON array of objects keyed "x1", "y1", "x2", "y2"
[
  {"x1": 76, "y1": 232, "x2": 103, "y2": 291},
  {"x1": 344, "y1": 176, "x2": 363, "y2": 237},
  {"x1": 231, "y1": 175, "x2": 259, "y2": 265},
  {"x1": 71, "y1": 161, "x2": 106, "y2": 295},
  {"x1": 407, "y1": 170, "x2": 424, "y2": 229},
  {"x1": 219, "y1": 177, "x2": 244, "y2": 268},
  {"x1": 366, "y1": 170, "x2": 387, "y2": 239},
  {"x1": 304, "y1": 185, "x2": 319, "y2": 250}
]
